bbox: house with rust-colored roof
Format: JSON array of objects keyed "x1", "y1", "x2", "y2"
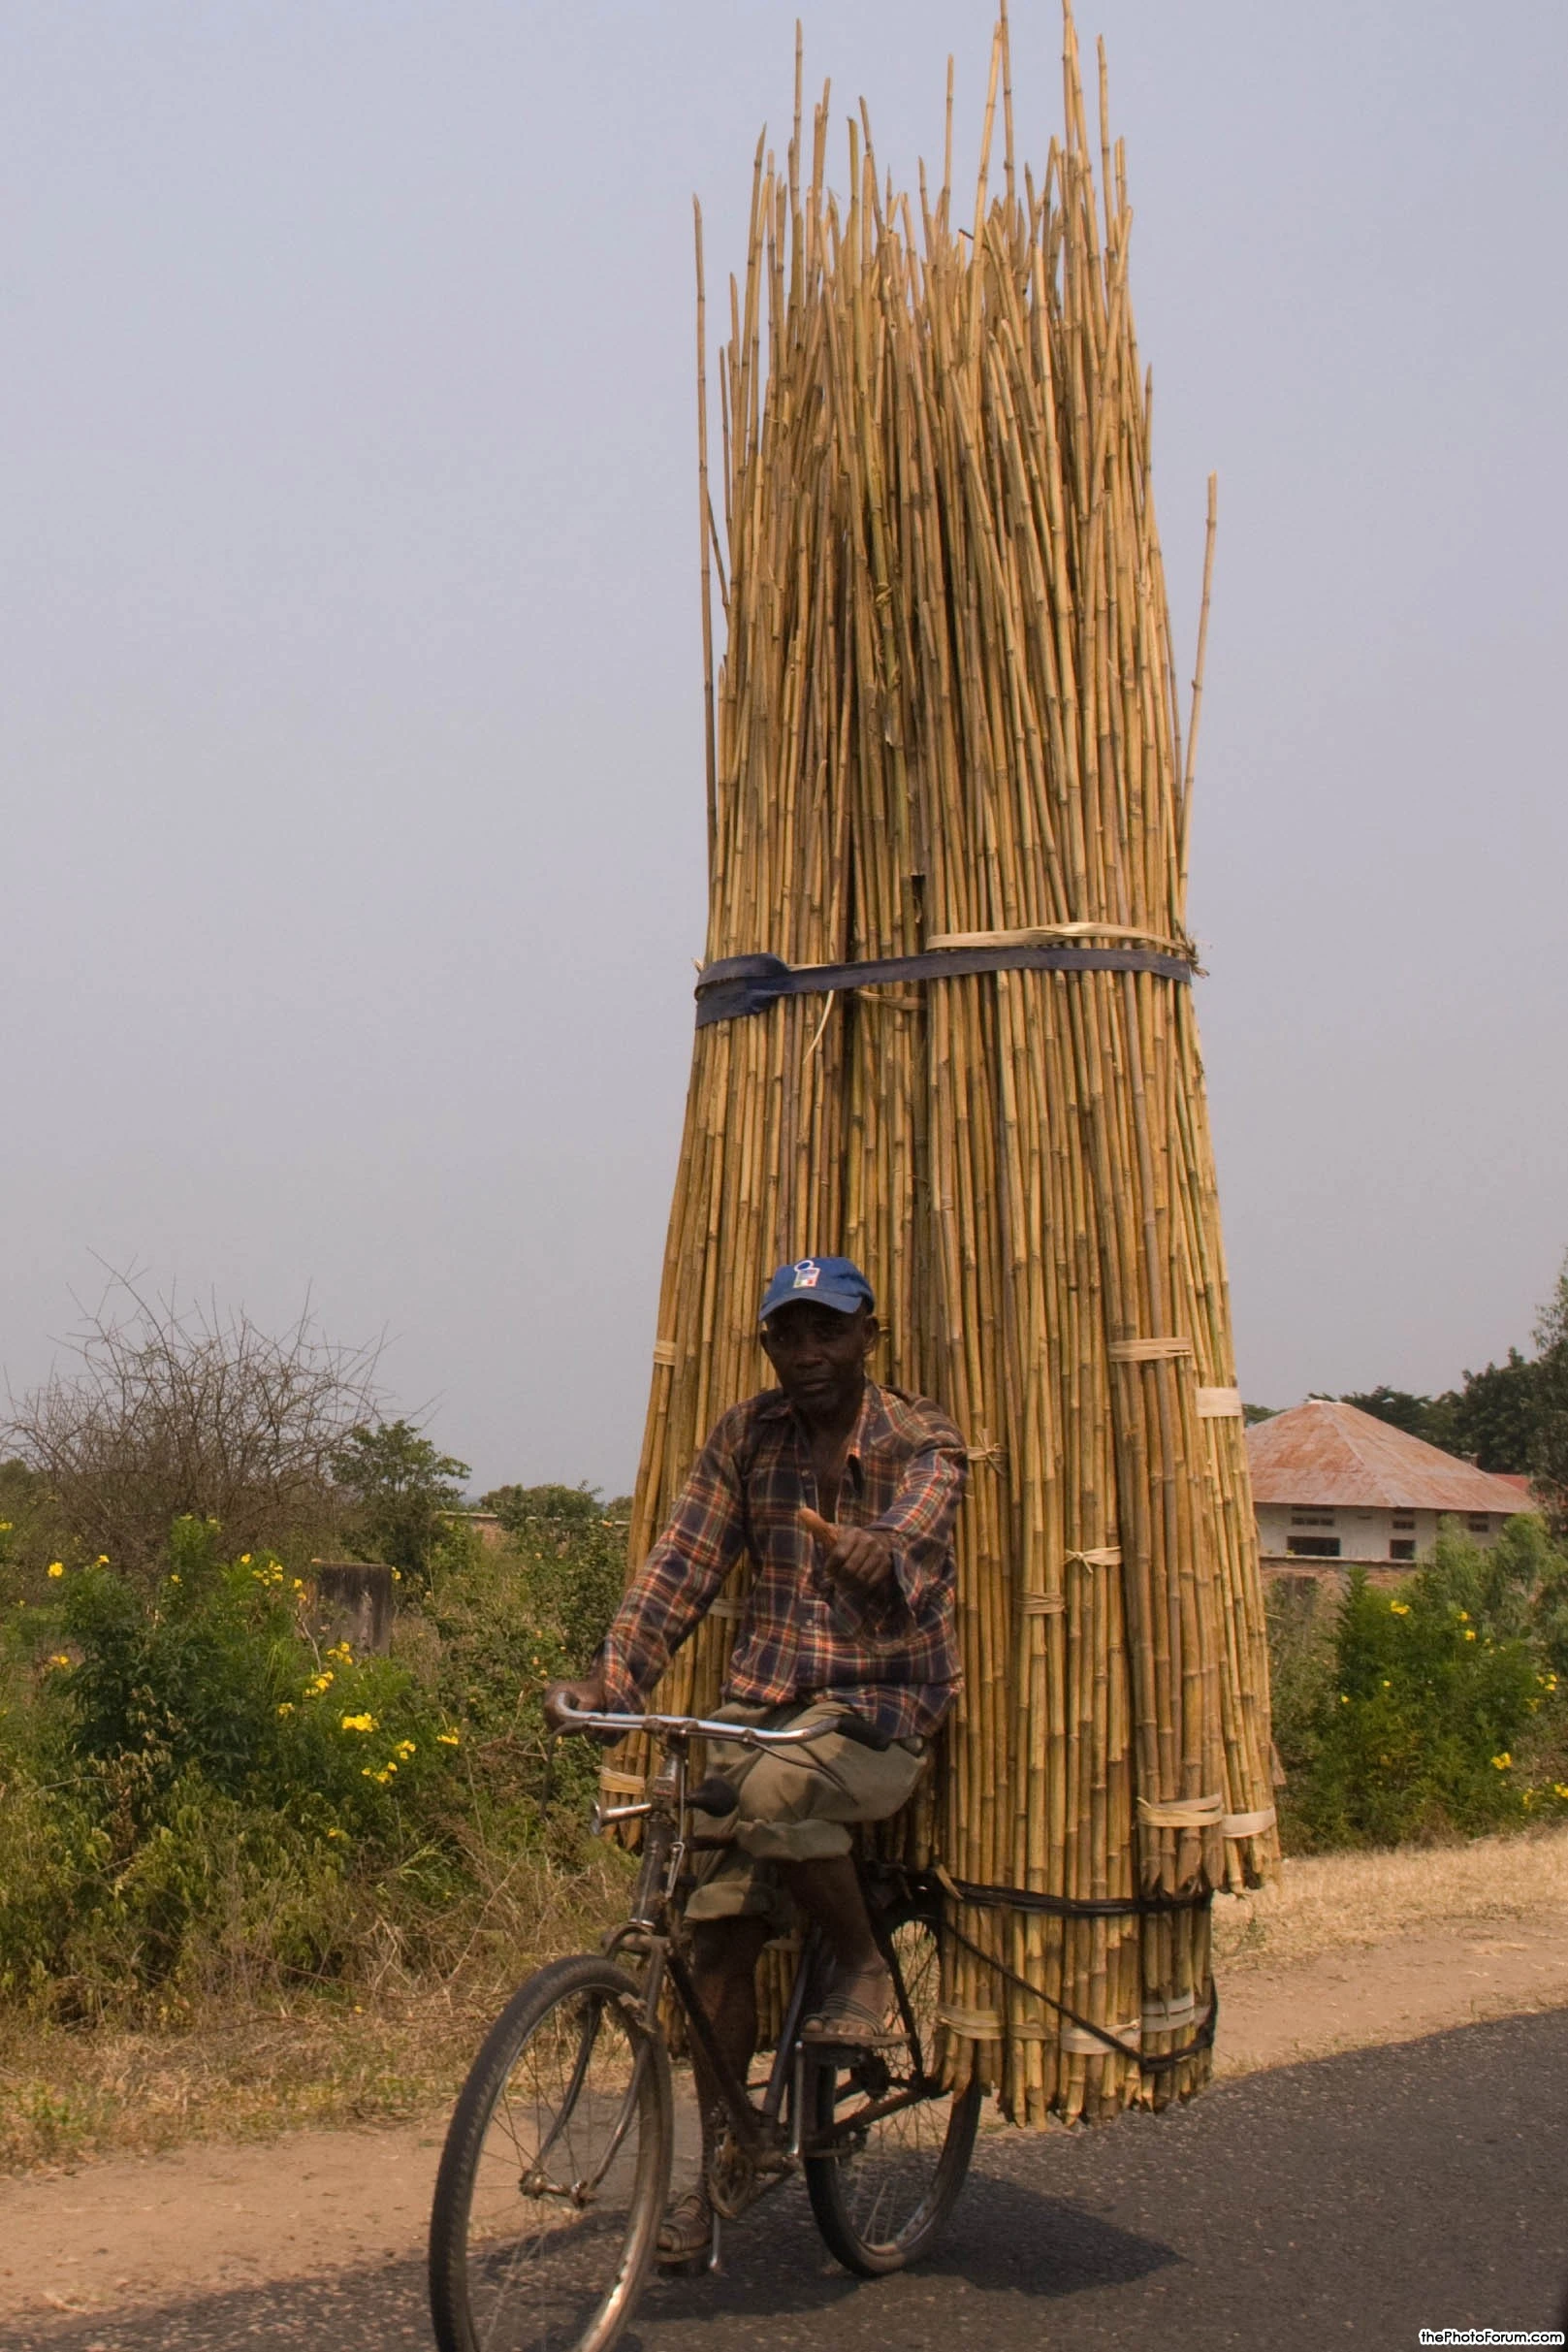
[{"x1": 1245, "y1": 1398, "x2": 1530, "y2": 1576}]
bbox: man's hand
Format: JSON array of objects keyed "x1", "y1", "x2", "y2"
[
  {"x1": 800, "y1": 1506, "x2": 895, "y2": 1597},
  {"x1": 543, "y1": 1675, "x2": 608, "y2": 1732}
]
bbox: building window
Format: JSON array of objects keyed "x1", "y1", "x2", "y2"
[
  {"x1": 1290, "y1": 1510, "x2": 1335, "y2": 1529},
  {"x1": 1392, "y1": 1514, "x2": 1415, "y2": 1530},
  {"x1": 1287, "y1": 1535, "x2": 1341, "y2": 1560},
  {"x1": 1390, "y1": 1539, "x2": 1416, "y2": 1563},
  {"x1": 1465, "y1": 1516, "x2": 1491, "y2": 1535}
]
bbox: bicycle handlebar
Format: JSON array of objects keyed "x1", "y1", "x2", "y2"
[{"x1": 551, "y1": 1700, "x2": 892, "y2": 1754}]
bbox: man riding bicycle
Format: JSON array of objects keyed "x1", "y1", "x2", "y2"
[{"x1": 546, "y1": 1252, "x2": 967, "y2": 2269}]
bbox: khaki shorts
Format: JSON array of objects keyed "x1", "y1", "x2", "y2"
[{"x1": 685, "y1": 1698, "x2": 927, "y2": 1929}]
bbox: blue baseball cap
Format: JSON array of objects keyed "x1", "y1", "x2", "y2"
[{"x1": 759, "y1": 1256, "x2": 876, "y2": 1323}]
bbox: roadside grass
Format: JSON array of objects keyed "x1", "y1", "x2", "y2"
[
  {"x1": 1212, "y1": 1820, "x2": 1568, "y2": 1975},
  {"x1": 0, "y1": 1846, "x2": 630, "y2": 2173},
  {"x1": 11, "y1": 1824, "x2": 1568, "y2": 2172}
]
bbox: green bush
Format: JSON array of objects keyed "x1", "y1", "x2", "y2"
[
  {"x1": 0, "y1": 1498, "x2": 633, "y2": 2022},
  {"x1": 57, "y1": 1517, "x2": 458, "y2": 1834},
  {"x1": 480, "y1": 1483, "x2": 630, "y2": 1671},
  {"x1": 1273, "y1": 1522, "x2": 1568, "y2": 1852}
]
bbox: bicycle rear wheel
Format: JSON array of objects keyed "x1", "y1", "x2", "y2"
[
  {"x1": 429, "y1": 1952, "x2": 672, "y2": 2352},
  {"x1": 804, "y1": 1896, "x2": 981, "y2": 2276}
]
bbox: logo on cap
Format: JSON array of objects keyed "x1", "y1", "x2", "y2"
[{"x1": 792, "y1": 1260, "x2": 821, "y2": 1289}]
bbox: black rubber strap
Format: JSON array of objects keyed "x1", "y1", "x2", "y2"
[
  {"x1": 939, "y1": 1912, "x2": 1219, "y2": 2076},
  {"x1": 695, "y1": 943, "x2": 1195, "y2": 1028},
  {"x1": 951, "y1": 1875, "x2": 1211, "y2": 1920}
]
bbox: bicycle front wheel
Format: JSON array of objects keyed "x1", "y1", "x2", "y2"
[
  {"x1": 429, "y1": 1952, "x2": 672, "y2": 2352},
  {"x1": 805, "y1": 1897, "x2": 982, "y2": 2276}
]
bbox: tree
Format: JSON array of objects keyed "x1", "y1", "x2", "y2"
[
  {"x1": 1532, "y1": 1256, "x2": 1568, "y2": 1524},
  {"x1": 330, "y1": 1421, "x2": 470, "y2": 1586},
  {"x1": 1447, "y1": 1351, "x2": 1541, "y2": 1474},
  {"x1": 5, "y1": 1276, "x2": 378, "y2": 1573}
]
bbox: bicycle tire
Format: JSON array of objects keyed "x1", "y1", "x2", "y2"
[
  {"x1": 428, "y1": 1952, "x2": 672, "y2": 2352},
  {"x1": 804, "y1": 1896, "x2": 982, "y2": 2276}
]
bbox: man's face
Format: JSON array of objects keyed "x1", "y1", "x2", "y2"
[{"x1": 759, "y1": 1302, "x2": 877, "y2": 1418}]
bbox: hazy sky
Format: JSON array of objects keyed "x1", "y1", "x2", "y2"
[{"x1": 4, "y1": 3, "x2": 1564, "y2": 1494}]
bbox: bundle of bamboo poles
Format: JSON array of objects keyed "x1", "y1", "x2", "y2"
[{"x1": 612, "y1": 2, "x2": 1277, "y2": 2127}]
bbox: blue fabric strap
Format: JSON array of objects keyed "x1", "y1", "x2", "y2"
[{"x1": 694, "y1": 942, "x2": 1195, "y2": 1028}]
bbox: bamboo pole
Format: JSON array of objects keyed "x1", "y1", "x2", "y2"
[{"x1": 615, "y1": 5, "x2": 1276, "y2": 2122}]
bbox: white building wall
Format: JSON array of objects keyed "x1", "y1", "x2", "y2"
[{"x1": 1256, "y1": 1503, "x2": 1509, "y2": 1565}]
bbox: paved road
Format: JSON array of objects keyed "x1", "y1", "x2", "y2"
[{"x1": 16, "y1": 2010, "x2": 1568, "y2": 2352}]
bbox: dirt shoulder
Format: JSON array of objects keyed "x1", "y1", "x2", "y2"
[
  {"x1": 4, "y1": 1826, "x2": 1566, "y2": 2327},
  {"x1": 1210, "y1": 1820, "x2": 1568, "y2": 2074}
]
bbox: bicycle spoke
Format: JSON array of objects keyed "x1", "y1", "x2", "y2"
[
  {"x1": 806, "y1": 1905, "x2": 979, "y2": 2273},
  {"x1": 437, "y1": 1968, "x2": 665, "y2": 2352}
]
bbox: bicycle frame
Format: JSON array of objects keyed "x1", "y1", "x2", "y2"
[{"x1": 558, "y1": 1703, "x2": 944, "y2": 2170}]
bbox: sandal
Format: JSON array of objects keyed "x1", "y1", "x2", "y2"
[
  {"x1": 656, "y1": 2188, "x2": 713, "y2": 2271},
  {"x1": 800, "y1": 1965, "x2": 901, "y2": 2048}
]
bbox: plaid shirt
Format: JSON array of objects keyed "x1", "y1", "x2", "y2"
[{"x1": 597, "y1": 1380, "x2": 967, "y2": 1740}]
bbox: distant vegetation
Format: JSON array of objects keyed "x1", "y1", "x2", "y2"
[
  {"x1": 1267, "y1": 1518, "x2": 1568, "y2": 1850},
  {"x1": 0, "y1": 1495, "x2": 630, "y2": 2031},
  {"x1": 3, "y1": 1267, "x2": 1567, "y2": 2145},
  {"x1": 0, "y1": 1285, "x2": 630, "y2": 2051}
]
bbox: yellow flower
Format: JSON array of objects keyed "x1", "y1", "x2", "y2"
[
  {"x1": 436, "y1": 1730, "x2": 460, "y2": 1748},
  {"x1": 292, "y1": 1578, "x2": 304, "y2": 1594},
  {"x1": 1463, "y1": 1628, "x2": 1476, "y2": 1641},
  {"x1": 169, "y1": 1572, "x2": 181, "y2": 1586},
  {"x1": 340, "y1": 1713, "x2": 376, "y2": 1733},
  {"x1": 1457, "y1": 1611, "x2": 1469, "y2": 1622},
  {"x1": 305, "y1": 1671, "x2": 334, "y2": 1695},
  {"x1": 327, "y1": 1641, "x2": 354, "y2": 1666},
  {"x1": 1390, "y1": 1601, "x2": 1410, "y2": 1616},
  {"x1": 95, "y1": 1554, "x2": 109, "y2": 1566},
  {"x1": 1555, "y1": 1785, "x2": 1568, "y2": 1801},
  {"x1": 47, "y1": 1653, "x2": 71, "y2": 1669},
  {"x1": 277, "y1": 1701, "x2": 295, "y2": 1717},
  {"x1": 240, "y1": 1554, "x2": 252, "y2": 1565},
  {"x1": 47, "y1": 1563, "x2": 64, "y2": 1579},
  {"x1": 326, "y1": 1826, "x2": 346, "y2": 1840},
  {"x1": 395, "y1": 1739, "x2": 416, "y2": 1759},
  {"x1": 1491, "y1": 1753, "x2": 1512, "y2": 1771}
]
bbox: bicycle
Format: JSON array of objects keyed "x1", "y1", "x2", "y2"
[{"x1": 427, "y1": 1701, "x2": 982, "y2": 2352}]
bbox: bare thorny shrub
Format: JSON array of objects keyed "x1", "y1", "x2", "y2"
[{"x1": 4, "y1": 1273, "x2": 381, "y2": 1573}]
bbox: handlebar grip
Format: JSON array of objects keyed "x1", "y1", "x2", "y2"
[
  {"x1": 688, "y1": 1773, "x2": 740, "y2": 1818},
  {"x1": 830, "y1": 1711, "x2": 894, "y2": 1753}
]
